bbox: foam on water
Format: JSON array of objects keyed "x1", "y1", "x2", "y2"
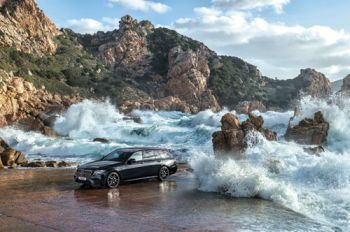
[{"x1": 0, "y1": 96, "x2": 349, "y2": 229}]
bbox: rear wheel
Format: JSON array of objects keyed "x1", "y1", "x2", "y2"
[
  {"x1": 158, "y1": 166, "x2": 170, "y2": 181},
  {"x1": 106, "y1": 172, "x2": 120, "y2": 188}
]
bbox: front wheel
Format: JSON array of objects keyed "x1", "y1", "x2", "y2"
[
  {"x1": 158, "y1": 166, "x2": 170, "y2": 181},
  {"x1": 106, "y1": 172, "x2": 120, "y2": 188}
]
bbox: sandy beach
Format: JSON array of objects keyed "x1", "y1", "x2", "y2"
[{"x1": 0, "y1": 168, "x2": 332, "y2": 232}]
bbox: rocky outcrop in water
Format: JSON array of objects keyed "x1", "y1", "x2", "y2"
[
  {"x1": 212, "y1": 113, "x2": 277, "y2": 158},
  {"x1": 0, "y1": 0, "x2": 60, "y2": 56},
  {"x1": 284, "y1": 111, "x2": 329, "y2": 145}
]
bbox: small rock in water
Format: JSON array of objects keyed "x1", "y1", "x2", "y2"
[
  {"x1": 23, "y1": 161, "x2": 46, "y2": 168},
  {"x1": 93, "y1": 138, "x2": 110, "y2": 143}
]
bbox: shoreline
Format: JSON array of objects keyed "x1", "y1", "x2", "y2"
[{"x1": 0, "y1": 168, "x2": 332, "y2": 232}]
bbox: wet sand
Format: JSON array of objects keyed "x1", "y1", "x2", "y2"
[{"x1": 0, "y1": 168, "x2": 331, "y2": 232}]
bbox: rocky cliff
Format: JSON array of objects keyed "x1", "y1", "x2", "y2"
[
  {"x1": 0, "y1": 0, "x2": 60, "y2": 56},
  {"x1": 0, "y1": 1, "x2": 333, "y2": 116}
]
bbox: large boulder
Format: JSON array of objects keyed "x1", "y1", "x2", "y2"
[
  {"x1": 212, "y1": 112, "x2": 277, "y2": 158},
  {"x1": 285, "y1": 111, "x2": 329, "y2": 145}
]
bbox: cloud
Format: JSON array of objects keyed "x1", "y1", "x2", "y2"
[
  {"x1": 66, "y1": 18, "x2": 120, "y2": 34},
  {"x1": 173, "y1": 8, "x2": 350, "y2": 80},
  {"x1": 108, "y1": 0, "x2": 170, "y2": 13},
  {"x1": 212, "y1": 0, "x2": 291, "y2": 14}
]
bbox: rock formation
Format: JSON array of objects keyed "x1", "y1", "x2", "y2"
[
  {"x1": 0, "y1": 0, "x2": 60, "y2": 56},
  {"x1": 296, "y1": 69, "x2": 331, "y2": 98},
  {"x1": 0, "y1": 69, "x2": 81, "y2": 133},
  {"x1": 339, "y1": 74, "x2": 350, "y2": 95},
  {"x1": 212, "y1": 113, "x2": 277, "y2": 158},
  {"x1": 97, "y1": 15, "x2": 154, "y2": 76},
  {"x1": 284, "y1": 111, "x2": 329, "y2": 145}
]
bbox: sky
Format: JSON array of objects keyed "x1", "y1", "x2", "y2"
[{"x1": 36, "y1": 0, "x2": 350, "y2": 81}]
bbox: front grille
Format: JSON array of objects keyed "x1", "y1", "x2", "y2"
[{"x1": 76, "y1": 169, "x2": 93, "y2": 177}]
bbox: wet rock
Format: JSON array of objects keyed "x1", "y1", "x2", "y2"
[
  {"x1": 45, "y1": 161, "x2": 58, "y2": 168},
  {"x1": 58, "y1": 161, "x2": 73, "y2": 167},
  {"x1": 42, "y1": 126, "x2": 59, "y2": 138},
  {"x1": 93, "y1": 138, "x2": 110, "y2": 143},
  {"x1": 221, "y1": 113, "x2": 241, "y2": 131},
  {"x1": 285, "y1": 111, "x2": 329, "y2": 145},
  {"x1": 248, "y1": 113, "x2": 264, "y2": 129},
  {"x1": 267, "y1": 160, "x2": 282, "y2": 174},
  {"x1": 23, "y1": 161, "x2": 46, "y2": 168},
  {"x1": 0, "y1": 157, "x2": 4, "y2": 169},
  {"x1": 212, "y1": 112, "x2": 277, "y2": 158},
  {"x1": 123, "y1": 116, "x2": 143, "y2": 124},
  {"x1": 304, "y1": 146, "x2": 325, "y2": 157}
]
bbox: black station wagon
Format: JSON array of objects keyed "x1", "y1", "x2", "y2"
[{"x1": 74, "y1": 147, "x2": 177, "y2": 188}]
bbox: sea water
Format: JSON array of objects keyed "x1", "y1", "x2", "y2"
[{"x1": 0, "y1": 96, "x2": 349, "y2": 230}]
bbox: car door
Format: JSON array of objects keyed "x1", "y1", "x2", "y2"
[
  {"x1": 142, "y1": 150, "x2": 162, "y2": 176},
  {"x1": 121, "y1": 151, "x2": 147, "y2": 180}
]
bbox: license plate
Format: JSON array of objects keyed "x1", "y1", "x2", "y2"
[{"x1": 78, "y1": 176, "x2": 87, "y2": 181}]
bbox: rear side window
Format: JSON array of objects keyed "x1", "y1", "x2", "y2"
[{"x1": 143, "y1": 150, "x2": 158, "y2": 160}]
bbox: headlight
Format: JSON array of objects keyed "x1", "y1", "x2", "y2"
[{"x1": 93, "y1": 170, "x2": 105, "y2": 176}]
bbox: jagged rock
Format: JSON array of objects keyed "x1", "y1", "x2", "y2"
[
  {"x1": 0, "y1": 0, "x2": 60, "y2": 56},
  {"x1": 162, "y1": 46, "x2": 220, "y2": 113},
  {"x1": 221, "y1": 113, "x2": 240, "y2": 131},
  {"x1": 285, "y1": 111, "x2": 329, "y2": 145},
  {"x1": 235, "y1": 101, "x2": 267, "y2": 114},
  {"x1": 0, "y1": 157, "x2": 3, "y2": 169},
  {"x1": 296, "y1": 69, "x2": 331, "y2": 99},
  {"x1": 93, "y1": 138, "x2": 109, "y2": 143},
  {"x1": 248, "y1": 113, "x2": 264, "y2": 129},
  {"x1": 212, "y1": 112, "x2": 277, "y2": 158},
  {"x1": 0, "y1": 137, "x2": 9, "y2": 153}
]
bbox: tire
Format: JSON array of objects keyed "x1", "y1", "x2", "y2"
[
  {"x1": 158, "y1": 166, "x2": 170, "y2": 181},
  {"x1": 106, "y1": 172, "x2": 120, "y2": 189}
]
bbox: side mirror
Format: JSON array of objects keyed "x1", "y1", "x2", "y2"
[{"x1": 127, "y1": 158, "x2": 136, "y2": 165}]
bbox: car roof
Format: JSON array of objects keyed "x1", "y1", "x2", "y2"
[{"x1": 115, "y1": 147, "x2": 170, "y2": 153}]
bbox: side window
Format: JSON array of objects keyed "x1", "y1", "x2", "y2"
[
  {"x1": 130, "y1": 151, "x2": 143, "y2": 161},
  {"x1": 143, "y1": 150, "x2": 157, "y2": 160}
]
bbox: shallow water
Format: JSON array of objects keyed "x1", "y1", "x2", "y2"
[{"x1": 0, "y1": 96, "x2": 349, "y2": 230}]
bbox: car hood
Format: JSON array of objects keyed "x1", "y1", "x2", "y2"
[{"x1": 78, "y1": 160, "x2": 123, "y2": 169}]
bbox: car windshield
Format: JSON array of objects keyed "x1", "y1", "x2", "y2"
[{"x1": 101, "y1": 150, "x2": 131, "y2": 162}]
